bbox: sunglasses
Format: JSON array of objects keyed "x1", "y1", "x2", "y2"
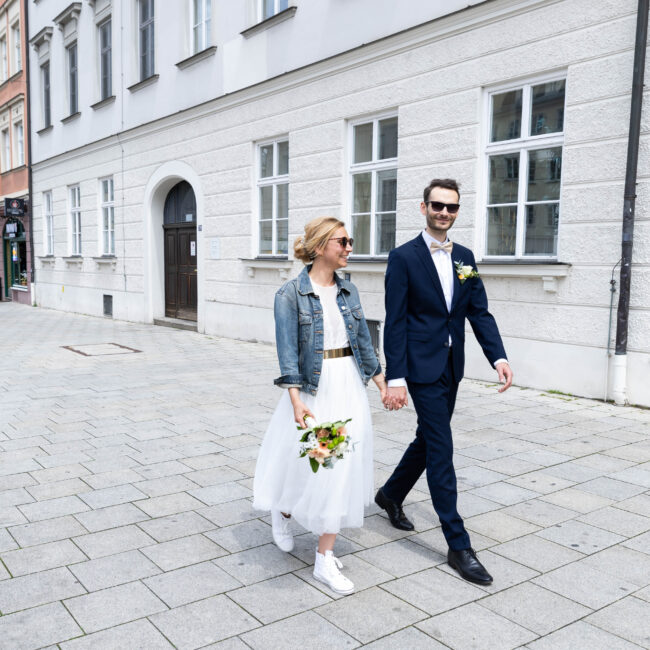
[
  {"x1": 426, "y1": 201, "x2": 460, "y2": 214},
  {"x1": 329, "y1": 237, "x2": 354, "y2": 248}
]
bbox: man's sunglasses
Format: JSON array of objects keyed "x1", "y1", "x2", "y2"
[
  {"x1": 426, "y1": 201, "x2": 460, "y2": 214},
  {"x1": 330, "y1": 237, "x2": 354, "y2": 248}
]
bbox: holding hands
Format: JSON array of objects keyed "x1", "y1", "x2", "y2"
[{"x1": 383, "y1": 385, "x2": 408, "y2": 411}]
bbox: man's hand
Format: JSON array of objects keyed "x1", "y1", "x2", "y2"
[
  {"x1": 385, "y1": 386, "x2": 408, "y2": 410},
  {"x1": 496, "y1": 362, "x2": 513, "y2": 393}
]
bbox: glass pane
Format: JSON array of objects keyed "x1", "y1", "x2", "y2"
[
  {"x1": 378, "y1": 117, "x2": 398, "y2": 160},
  {"x1": 352, "y1": 213, "x2": 371, "y2": 255},
  {"x1": 276, "y1": 218, "x2": 288, "y2": 254},
  {"x1": 527, "y1": 147, "x2": 562, "y2": 201},
  {"x1": 530, "y1": 80, "x2": 565, "y2": 135},
  {"x1": 263, "y1": 0, "x2": 274, "y2": 19},
  {"x1": 524, "y1": 203, "x2": 558, "y2": 255},
  {"x1": 260, "y1": 186, "x2": 273, "y2": 219},
  {"x1": 260, "y1": 145, "x2": 273, "y2": 178},
  {"x1": 259, "y1": 220, "x2": 272, "y2": 255},
  {"x1": 103, "y1": 229, "x2": 109, "y2": 255},
  {"x1": 277, "y1": 141, "x2": 289, "y2": 175},
  {"x1": 376, "y1": 168, "x2": 397, "y2": 212},
  {"x1": 488, "y1": 153, "x2": 519, "y2": 204},
  {"x1": 279, "y1": 0, "x2": 289, "y2": 10},
  {"x1": 277, "y1": 183, "x2": 288, "y2": 219},
  {"x1": 486, "y1": 206, "x2": 517, "y2": 255},
  {"x1": 376, "y1": 213, "x2": 396, "y2": 254},
  {"x1": 353, "y1": 172, "x2": 371, "y2": 213},
  {"x1": 354, "y1": 122, "x2": 373, "y2": 163},
  {"x1": 491, "y1": 89, "x2": 522, "y2": 142},
  {"x1": 194, "y1": 0, "x2": 202, "y2": 22}
]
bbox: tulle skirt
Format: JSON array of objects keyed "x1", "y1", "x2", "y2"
[{"x1": 253, "y1": 355, "x2": 374, "y2": 535}]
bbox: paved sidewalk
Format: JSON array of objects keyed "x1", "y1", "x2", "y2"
[{"x1": 1, "y1": 302, "x2": 649, "y2": 649}]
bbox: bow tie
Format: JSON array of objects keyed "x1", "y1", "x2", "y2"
[{"x1": 430, "y1": 240, "x2": 453, "y2": 254}]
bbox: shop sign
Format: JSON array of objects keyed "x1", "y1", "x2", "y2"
[
  {"x1": 5, "y1": 198, "x2": 25, "y2": 216},
  {"x1": 5, "y1": 221, "x2": 18, "y2": 238}
]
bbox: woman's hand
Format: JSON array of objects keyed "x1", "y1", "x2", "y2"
[
  {"x1": 288, "y1": 388, "x2": 315, "y2": 427},
  {"x1": 372, "y1": 374, "x2": 389, "y2": 409}
]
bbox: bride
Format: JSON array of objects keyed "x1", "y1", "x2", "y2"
[{"x1": 253, "y1": 216, "x2": 387, "y2": 595}]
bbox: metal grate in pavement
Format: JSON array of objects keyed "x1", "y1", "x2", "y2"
[{"x1": 62, "y1": 343, "x2": 142, "y2": 356}]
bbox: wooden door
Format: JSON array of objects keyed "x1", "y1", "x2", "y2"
[{"x1": 164, "y1": 225, "x2": 197, "y2": 320}]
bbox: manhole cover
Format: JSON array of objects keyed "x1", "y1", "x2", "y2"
[{"x1": 62, "y1": 343, "x2": 141, "y2": 356}]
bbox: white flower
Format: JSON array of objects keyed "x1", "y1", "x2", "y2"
[{"x1": 461, "y1": 265, "x2": 473, "y2": 276}]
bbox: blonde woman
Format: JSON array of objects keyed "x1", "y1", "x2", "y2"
[{"x1": 253, "y1": 216, "x2": 387, "y2": 595}]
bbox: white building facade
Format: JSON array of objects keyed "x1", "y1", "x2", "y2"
[{"x1": 28, "y1": 0, "x2": 650, "y2": 406}]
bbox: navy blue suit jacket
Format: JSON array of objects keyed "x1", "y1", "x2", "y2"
[{"x1": 384, "y1": 233, "x2": 507, "y2": 384}]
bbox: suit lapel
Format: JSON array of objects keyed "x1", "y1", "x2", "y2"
[
  {"x1": 413, "y1": 234, "x2": 447, "y2": 310},
  {"x1": 451, "y1": 260, "x2": 462, "y2": 312}
]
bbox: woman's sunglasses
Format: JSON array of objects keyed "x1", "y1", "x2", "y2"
[{"x1": 329, "y1": 237, "x2": 354, "y2": 248}]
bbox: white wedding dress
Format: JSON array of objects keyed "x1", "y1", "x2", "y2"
[{"x1": 253, "y1": 280, "x2": 374, "y2": 535}]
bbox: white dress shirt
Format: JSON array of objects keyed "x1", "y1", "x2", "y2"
[{"x1": 387, "y1": 230, "x2": 507, "y2": 388}]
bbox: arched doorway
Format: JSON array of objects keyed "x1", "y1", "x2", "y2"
[{"x1": 163, "y1": 181, "x2": 197, "y2": 321}]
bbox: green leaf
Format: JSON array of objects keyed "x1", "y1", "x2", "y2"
[{"x1": 309, "y1": 457, "x2": 319, "y2": 473}]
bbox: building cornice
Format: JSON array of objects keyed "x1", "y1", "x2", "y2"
[
  {"x1": 29, "y1": 26, "x2": 53, "y2": 50},
  {"x1": 54, "y1": 2, "x2": 82, "y2": 30}
]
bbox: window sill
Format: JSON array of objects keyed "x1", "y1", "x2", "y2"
[
  {"x1": 37, "y1": 125, "x2": 53, "y2": 135},
  {"x1": 343, "y1": 259, "x2": 387, "y2": 274},
  {"x1": 11, "y1": 285, "x2": 28, "y2": 292},
  {"x1": 63, "y1": 256, "x2": 83, "y2": 267},
  {"x1": 241, "y1": 6, "x2": 297, "y2": 38},
  {"x1": 176, "y1": 46, "x2": 217, "y2": 70},
  {"x1": 91, "y1": 95, "x2": 115, "y2": 110},
  {"x1": 241, "y1": 257, "x2": 293, "y2": 280},
  {"x1": 478, "y1": 261, "x2": 571, "y2": 292},
  {"x1": 38, "y1": 255, "x2": 56, "y2": 266},
  {"x1": 93, "y1": 255, "x2": 117, "y2": 269},
  {"x1": 127, "y1": 74, "x2": 159, "y2": 93},
  {"x1": 61, "y1": 112, "x2": 81, "y2": 124}
]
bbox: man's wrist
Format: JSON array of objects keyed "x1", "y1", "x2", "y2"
[
  {"x1": 494, "y1": 358, "x2": 509, "y2": 368},
  {"x1": 387, "y1": 378, "x2": 407, "y2": 388}
]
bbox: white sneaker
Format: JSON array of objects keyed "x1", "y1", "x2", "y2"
[
  {"x1": 271, "y1": 509, "x2": 294, "y2": 552},
  {"x1": 313, "y1": 549, "x2": 354, "y2": 595}
]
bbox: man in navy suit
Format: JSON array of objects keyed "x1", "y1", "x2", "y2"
[{"x1": 375, "y1": 178, "x2": 513, "y2": 585}]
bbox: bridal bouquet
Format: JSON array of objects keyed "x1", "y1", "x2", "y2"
[{"x1": 298, "y1": 417, "x2": 353, "y2": 473}]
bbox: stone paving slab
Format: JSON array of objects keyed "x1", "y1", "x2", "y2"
[{"x1": 1, "y1": 302, "x2": 649, "y2": 648}]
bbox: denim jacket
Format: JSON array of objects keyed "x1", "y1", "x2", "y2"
[{"x1": 274, "y1": 265, "x2": 382, "y2": 395}]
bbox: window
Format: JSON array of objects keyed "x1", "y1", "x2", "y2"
[
  {"x1": 69, "y1": 185, "x2": 81, "y2": 255},
  {"x1": 11, "y1": 24, "x2": 20, "y2": 73},
  {"x1": 99, "y1": 19, "x2": 112, "y2": 100},
  {"x1": 13, "y1": 121, "x2": 23, "y2": 166},
  {"x1": 259, "y1": 0, "x2": 289, "y2": 21},
  {"x1": 41, "y1": 62, "x2": 51, "y2": 127},
  {"x1": 139, "y1": 0, "x2": 155, "y2": 80},
  {"x1": 192, "y1": 0, "x2": 211, "y2": 53},
  {"x1": 67, "y1": 43, "x2": 78, "y2": 115},
  {"x1": 100, "y1": 178, "x2": 115, "y2": 255},
  {"x1": 485, "y1": 78, "x2": 565, "y2": 258},
  {"x1": 1, "y1": 128, "x2": 10, "y2": 171},
  {"x1": 257, "y1": 139, "x2": 289, "y2": 256},
  {"x1": 349, "y1": 115, "x2": 398, "y2": 256},
  {"x1": 0, "y1": 37, "x2": 6, "y2": 82},
  {"x1": 43, "y1": 191, "x2": 54, "y2": 255}
]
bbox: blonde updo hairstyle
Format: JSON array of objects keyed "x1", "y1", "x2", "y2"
[{"x1": 293, "y1": 216, "x2": 345, "y2": 264}]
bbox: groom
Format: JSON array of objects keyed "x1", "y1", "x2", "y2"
[{"x1": 376, "y1": 178, "x2": 512, "y2": 585}]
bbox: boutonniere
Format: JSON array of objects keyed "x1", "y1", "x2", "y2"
[{"x1": 454, "y1": 260, "x2": 479, "y2": 284}]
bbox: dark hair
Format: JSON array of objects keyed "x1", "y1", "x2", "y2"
[{"x1": 423, "y1": 178, "x2": 460, "y2": 203}]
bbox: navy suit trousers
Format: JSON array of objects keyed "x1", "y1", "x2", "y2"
[{"x1": 382, "y1": 354, "x2": 470, "y2": 551}]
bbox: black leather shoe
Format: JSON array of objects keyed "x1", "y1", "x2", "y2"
[
  {"x1": 375, "y1": 488, "x2": 414, "y2": 531},
  {"x1": 447, "y1": 548, "x2": 493, "y2": 585}
]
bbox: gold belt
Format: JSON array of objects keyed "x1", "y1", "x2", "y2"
[{"x1": 323, "y1": 346, "x2": 353, "y2": 359}]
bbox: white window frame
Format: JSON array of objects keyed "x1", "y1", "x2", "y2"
[
  {"x1": 41, "y1": 61, "x2": 51, "y2": 128},
  {"x1": 99, "y1": 177, "x2": 115, "y2": 256},
  {"x1": 43, "y1": 191, "x2": 54, "y2": 256},
  {"x1": 98, "y1": 18, "x2": 112, "y2": 100},
  {"x1": 13, "y1": 120, "x2": 23, "y2": 166},
  {"x1": 67, "y1": 42, "x2": 78, "y2": 115},
  {"x1": 256, "y1": 137, "x2": 289, "y2": 257},
  {"x1": 0, "y1": 36, "x2": 7, "y2": 83},
  {"x1": 347, "y1": 112, "x2": 398, "y2": 258},
  {"x1": 258, "y1": 0, "x2": 289, "y2": 21},
  {"x1": 11, "y1": 23, "x2": 20, "y2": 74},
  {"x1": 480, "y1": 73, "x2": 566, "y2": 261},
  {"x1": 69, "y1": 185, "x2": 82, "y2": 256},
  {"x1": 139, "y1": 0, "x2": 155, "y2": 81},
  {"x1": 1, "y1": 127, "x2": 10, "y2": 171},
  {"x1": 191, "y1": 0, "x2": 211, "y2": 54}
]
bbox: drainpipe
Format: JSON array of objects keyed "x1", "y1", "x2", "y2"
[
  {"x1": 24, "y1": 0, "x2": 35, "y2": 304},
  {"x1": 612, "y1": 0, "x2": 649, "y2": 405}
]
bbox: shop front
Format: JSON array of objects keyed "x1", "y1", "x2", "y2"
[{"x1": 1, "y1": 198, "x2": 31, "y2": 304}]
